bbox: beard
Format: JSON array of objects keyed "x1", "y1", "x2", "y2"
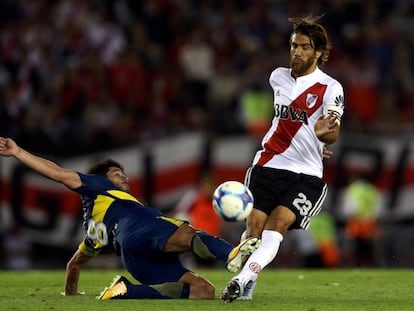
[{"x1": 290, "y1": 57, "x2": 315, "y2": 77}]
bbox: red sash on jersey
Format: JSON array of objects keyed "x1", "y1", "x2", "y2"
[{"x1": 257, "y1": 83, "x2": 327, "y2": 166}]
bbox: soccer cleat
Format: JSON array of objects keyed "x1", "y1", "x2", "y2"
[
  {"x1": 97, "y1": 275, "x2": 129, "y2": 300},
  {"x1": 220, "y1": 279, "x2": 242, "y2": 303},
  {"x1": 236, "y1": 279, "x2": 256, "y2": 301},
  {"x1": 226, "y1": 237, "x2": 261, "y2": 273}
]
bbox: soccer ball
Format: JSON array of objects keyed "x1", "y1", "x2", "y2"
[{"x1": 212, "y1": 181, "x2": 254, "y2": 222}]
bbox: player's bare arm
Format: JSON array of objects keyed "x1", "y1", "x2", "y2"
[
  {"x1": 65, "y1": 250, "x2": 92, "y2": 296},
  {"x1": 0, "y1": 137, "x2": 81, "y2": 189}
]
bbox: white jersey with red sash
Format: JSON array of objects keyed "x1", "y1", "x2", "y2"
[{"x1": 253, "y1": 67, "x2": 345, "y2": 178}]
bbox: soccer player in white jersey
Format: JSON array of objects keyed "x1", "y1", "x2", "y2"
[{"x1": 221, "y1": 15, "x2": 345, "y2": 303}]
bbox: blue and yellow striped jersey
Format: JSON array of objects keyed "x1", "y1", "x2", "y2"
[{"x1": 73, "y1": 173, "x2": 162, "y2": 257}]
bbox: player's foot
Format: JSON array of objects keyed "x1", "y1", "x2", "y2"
[
  {"x1": 239, "y1": 231, "x2": 252, "y2": 267},
  {"x1": 97, "y1": 275, "x2": 129, "y2": 300},
  {"x1": 226, "y1": 237, "x2": 261, "y2": 273},
  {"x1": 221, "y1": 279, "x2": 242, "y2": 303},
  {"x1": 236, "y1": 279, "x2": 256, "y2": 301}
]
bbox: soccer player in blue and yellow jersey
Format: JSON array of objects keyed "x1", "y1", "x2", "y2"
[{"x1": 0, "y1": 137, "x2": 260, "y2": 299}]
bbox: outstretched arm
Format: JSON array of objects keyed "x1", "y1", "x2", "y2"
[
  {"x1": 0, "y1": 137, "x2": 81, "y2": 189},
  {"x1": 65, "y1": 249, "x2": 93, "y2": 296}
]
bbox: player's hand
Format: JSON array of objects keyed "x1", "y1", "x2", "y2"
[
  {"x1": 0, "y1": 137, "x2": 20, "y2": 157},
  {"x1": 322, "y1": 144, "x2": 333, "y2": 159},
  {"x1": 314, "y1": 112, "x2": 339, "y2": 145},
  {"x1": 314, "y1": 112, "x2": 337, "y2": 138}
]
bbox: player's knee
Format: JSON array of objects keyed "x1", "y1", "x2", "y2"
[
  {"x1": 189, "y1": 280, "x2": 215, "y2": 299},
  {"x1": 267, "y1": 206, "x2": 296, "y2": 234},
  {"x1": 164, "y1": 223, "x2": 196, "y2": 252},
  {"x1": 272, "y1": 218, "x2": 294, "y2": 235}
]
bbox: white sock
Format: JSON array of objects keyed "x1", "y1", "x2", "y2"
[{"x1": 235, "y1": 230, "x2": 283, "y2": 285}]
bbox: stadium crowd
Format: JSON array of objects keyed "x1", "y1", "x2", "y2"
[{"x1": 0, "y1": 0, "x2": 413, "y2": 157}]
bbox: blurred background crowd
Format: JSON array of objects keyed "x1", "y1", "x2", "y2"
[
  {"x1": 1, "y1": 0, "x2": 414, "y2": 270},
  {"x1": 0, "y1": 0, "x2": 413, "y2": 157}
]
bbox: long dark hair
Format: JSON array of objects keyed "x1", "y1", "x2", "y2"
[
  {"x1": 288, "y1": 15, "x2": 331, "y2": 65},
  {"x1": 87, "y1": 159, "x2": 124, "y2": 176}
]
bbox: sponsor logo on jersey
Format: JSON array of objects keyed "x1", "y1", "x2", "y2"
[
  {"x1": 335, "y1": 94, "x2": 344, "y2": 108},
  {"x1": 275, "y1": 104, "x2": 309, "y2": 124}
]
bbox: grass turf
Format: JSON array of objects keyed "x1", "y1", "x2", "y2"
[{"x1": 1, "y1": 269, "x2": 413, "y2": 311}]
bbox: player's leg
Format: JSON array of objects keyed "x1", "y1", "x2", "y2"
[
  {"x1": 105, "y1": 272, "x2": 215, "y2": 299},
  {"x1": 178, "y1": 271, "x2": 215, "y2": 298},
  {"x1": 221, "y1": 167, "x2": 271, "y2": 301},
  {"x1": 99, "y1": 253, "x2": 207, "y2": 299},
  {"x1": 223, "y1": 208, "x2": 270, "y2": 301},
  {"x1": 235, "y1": 207, "x2": 294, "y2": 283},
  {"x1": 164, "y1": 223, "x2": 260, "y2": 272},
  {"x1": 239, "y1": 208, "x2": 268, "y2": 266},
  {"x1": 222, "y1": 172, "x2": 328, "y2": 302},
  {"x1": 245, "y1": 208, "x2": 268, "y2": 237},
  {"x1": 163, "y1": 222, "x2": 228, "y2": 257},
  {"x1": 221, "y1": 206, "x2": 293, "y2": 303},
  {"x1": 98, "y1": 274, "x2": 183, "y2": 300}
]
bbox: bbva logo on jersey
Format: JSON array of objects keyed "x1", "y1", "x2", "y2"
[{"x1": 275, "y1": 104, "x2": 308, "y2": 124}]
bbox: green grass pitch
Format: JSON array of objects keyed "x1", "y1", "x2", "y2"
[{"x1": 1, "y1": 269, "x2": 413, "y2": 311}]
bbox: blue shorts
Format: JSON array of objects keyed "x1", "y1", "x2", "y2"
[
  {"x1": 112, "y1": 211, "x2": 189, "y2": 284},
  {"x1": 114, "y1": 211, "x2": 186, "y2": 255}
]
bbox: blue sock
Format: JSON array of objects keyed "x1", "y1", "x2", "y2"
[
  {"x1": 124, "y1": 282, "x2": 190, "y2": 299},
  {"x1": 191, "y1": 231, "x2": 233, "y2": 262}
]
